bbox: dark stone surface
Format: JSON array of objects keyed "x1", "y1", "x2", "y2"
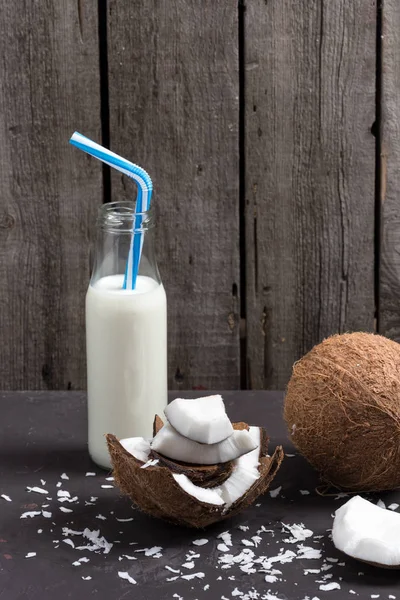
[{"x1": 1, "y1": 391, "x2": 399, "y2": 599}]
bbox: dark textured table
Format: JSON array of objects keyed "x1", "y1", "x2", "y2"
[{"x1": 1, "y1": 391, "x2": 400, "y2": 600}]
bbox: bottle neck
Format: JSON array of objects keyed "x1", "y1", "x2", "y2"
[{"x1": 90, "y1": 201, "x2": 161, "y2": 287}]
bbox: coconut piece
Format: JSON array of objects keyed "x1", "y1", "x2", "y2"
[
  {"x1": 172, "y1": 474, "x2": 224, "y2": 506},
  {"x1": 106, "y1": 425, "x2": 284, "y2": 528},
  {"x1": 120, "y1": 437, "x2": 151, "y2": 463},
  {"x1": 333, "y1": 495, "x2": 400, "y2": 568},
  {"x1": 164, "y1": 395, "x2": 234, "y2": 444},
  {"x1": 218, "y1": 427, "x2": 262, "y2": 507},
  {"x1": 149, "y1": 420, "x2": 252, "y2": 488},
  {"x1": 151, "y1": 422, "x2": 257, "y2": 464}
]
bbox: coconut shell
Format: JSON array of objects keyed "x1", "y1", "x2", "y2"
[
  {"x1": 150, "y1": 450, "x2": 234, "y2": 487},
  {"x1": 106, "y1": 424, "x2": 283, "y2": 528},
  {"x1": 107, "y1": 433, "x2": 225, "y2": 527},
  {"x1": 284, "y1": 332, "x2": 400, "y2": 492}
]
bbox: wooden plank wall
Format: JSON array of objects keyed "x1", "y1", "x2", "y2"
[
  {"x1": 107, "y1": 1, "x2": 241, "y2": 390},
  {"x1": 245, "y1": 0, "x2": 376, "y2": 389},
  {"x1": 380, "y1": 1, "x2": 400, "y2": 342},
  {"x1": 0, "y1": 2, "x2": 101, "y2": 390},
  {"x1": 0, "y1": 1, "x2": 386, "y2": 391}
]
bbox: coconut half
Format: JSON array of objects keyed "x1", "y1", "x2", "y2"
[
  {"x1": 164, "y1": 395, "x2": 234, "y2": 444},
  {"x1": 151, "y1": 422, "x2": 257, "y2": 464},
  {"x1": 107, "y1": 422, "x2": 284, "y2": 528},
  {"x1": 333, "y1": 495, "x2": 400, "y2": 568}
]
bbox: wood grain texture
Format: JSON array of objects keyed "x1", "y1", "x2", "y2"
[
  {"x1": 245, "y1": 0, "x2": 376, "y2": 389},
  {"x1": 380, "y1": 0, "x2": 400, "y2": 341},
  {"x1": 108, "y1": 1, "x2": 240, "y2": 389},
  {"x1": 0, "y1": 2, "x2": 101, "y2": 389}
]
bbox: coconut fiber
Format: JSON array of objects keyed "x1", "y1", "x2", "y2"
[{"x1": 284, "y1": 332, "x2": 400, "y2": 491}]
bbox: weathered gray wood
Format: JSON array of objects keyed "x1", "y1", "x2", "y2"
[
  {"x1": 380, "y1": 0, "x2": 400, "y2": 341},
  {"x1": 108, "y1": 1, "x2": 240, "y2": 389},
  {"x1": 245, "y1": 0, "x2": 376, "y2": 389},
  {"x1": 0, "y1": 2, "x2": 101, "y2": 389}
]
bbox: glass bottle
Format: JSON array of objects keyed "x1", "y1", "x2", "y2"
[{"x1": 86, "y1": 200, "x2": 167, "y2": 468}]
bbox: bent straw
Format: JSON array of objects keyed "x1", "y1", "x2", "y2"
[{"x1": 69, "y1": 132, "x2": 152, "y2": 289}]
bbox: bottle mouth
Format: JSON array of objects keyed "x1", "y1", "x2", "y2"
[{"x1": 98, "y1": 201, "x2": 154, "y2": 232}]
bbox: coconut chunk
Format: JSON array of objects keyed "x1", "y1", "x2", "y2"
[
  {"x1": 164, "y1": 395, "x2": 234, "y2": 444},
  {"x1": 151, "y1": 422, "x2": 257, "y2": 464},
  {"x1": 218, "y1": 427, "x2": 261, "y2": 507},
  {"x1": 333, "y1": 495, "x2": 400, "y2": 567},
  {"x1": 171, "y1": 427, "x2": 262, "y2": 509},
  {"x1": 120, "y1": 437, "x2": 151, "y2": 463},
  {"x1": 172, "y1": 474, "x2": 224, "y2": 506}
]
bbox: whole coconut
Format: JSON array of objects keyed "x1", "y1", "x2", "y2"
[{"x1": 284, "y1": 332, "x2": 400, "y2": 491}]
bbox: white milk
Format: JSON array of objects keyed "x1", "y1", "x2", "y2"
[{"x1": 86, "y1": 274, "x2": 167, "y2": 468}]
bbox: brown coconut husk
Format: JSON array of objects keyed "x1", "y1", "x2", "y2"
[
  {"x1": 284, "y1": 332, "x2": 400, "y2": 492},
  {"x1": 106, "y1": 425, "x2": 283, "y2": 528}
]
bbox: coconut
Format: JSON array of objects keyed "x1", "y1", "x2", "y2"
[
  {"x1": 106, "y1": 422, "x2": 283, "y2": 528},
  {"x1": 333, "y1": 496, "x2": 400, "y2": 568},
  {"x1": 164, "y1": 394, "x2": 234, "y2": 444},
  {"x1": 284, "y1": 332, "x2": 400, "y2": 491}
]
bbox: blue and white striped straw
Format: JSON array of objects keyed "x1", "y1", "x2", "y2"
[{"x1": 69, "y1": 132, "x2": 153, "y2": 289}]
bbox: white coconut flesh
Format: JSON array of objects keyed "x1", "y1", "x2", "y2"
[
  {"x1": 151, "y1": 422, "x2": 257, "y2": 465},
  {"x1": 120, "y1": 437, "x2": 151, "y2": 463},
  {"x1": 172, "y1": 473, "x2": 225, "y2": 506},
  {"x1": 333, "y1": 495, "x2": 400, "y2": 566},
  {"x1": 171, "y1": 427, "x2": 262, "y2": 509},
  {"x1": 164, "y1": 395, "x2": 234, "y2": 444}
]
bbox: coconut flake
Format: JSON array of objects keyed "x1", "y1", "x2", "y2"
[
  {"x1": 42, "y1": 511, "x2": 52, "y2": 518},
  {"x1": 86, "y1": 472, "x2": 96, "y2": 477},
  {"x1": 333, "y1": 495, "x2": 400, "y2": 567},
  {"x1": 269, "y1": 486, "x2": 282, "y2": 498},
  {"x1": 82, "y1": 576, "x2": 92, "y2": 581},
  {"x1": 218, "y1": 531, "x2": 233, "y2": 546},
  {"x1": 20, "y1": 511, "x2": 41, "y2": 519},
  {"x1": 25, "y1": 552, "x2": 36, "y2": 558},
  {"x1": 319, "y1": 582, "x2": 340, "y2": 591},
  {"x1": 60, "y1": 473, "x2": 69, "y2": 480},
  {"x1": 181, "y1": 572, "x2": 205, "y2": 580},
  {"x1": 389, "y1": 504, "x2": 399, "y2": 511},
  {"x1": 1, "y1": 494, "x2": 11, "y2": 502},
  {"x1": 172, "y1": 473, "x2": 224, "y2": 505},
  {"x1": 164, "y1": 395, "x2": 234, "y2": 444},
  {"x1": 60, "y1": 507, "x2": 73, "y2": 513},
  {"x1": 27, "y1": 486, "x2": 48, "y2": 495},
  {"x1": 140, "y1": 458, "x2": 159, "y2": 469},
  {"x1": 300, "y1": 490, "x2": 310, "y2": 495},
  {"x1": 116, "y1": 517, "x2": 134, "y2": 522},
  {"x1": 165, "y1": 566, "x2": 181, "y2": 573},
  {"x1": 152, "y1": 423, "x2": 257, "y2": 465},
  {"x1": 282, "y1": 523, "x2": 313, "y2": 544},
  {"x1": 118, "y1": 571, "x2": 137, "y2": 585},
  {"x1": 297, "y1": 545, "x2": 322, "y2": 560},
  {"x1": 192, "y1": 539, "x2": 208, "y2": 546}
]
